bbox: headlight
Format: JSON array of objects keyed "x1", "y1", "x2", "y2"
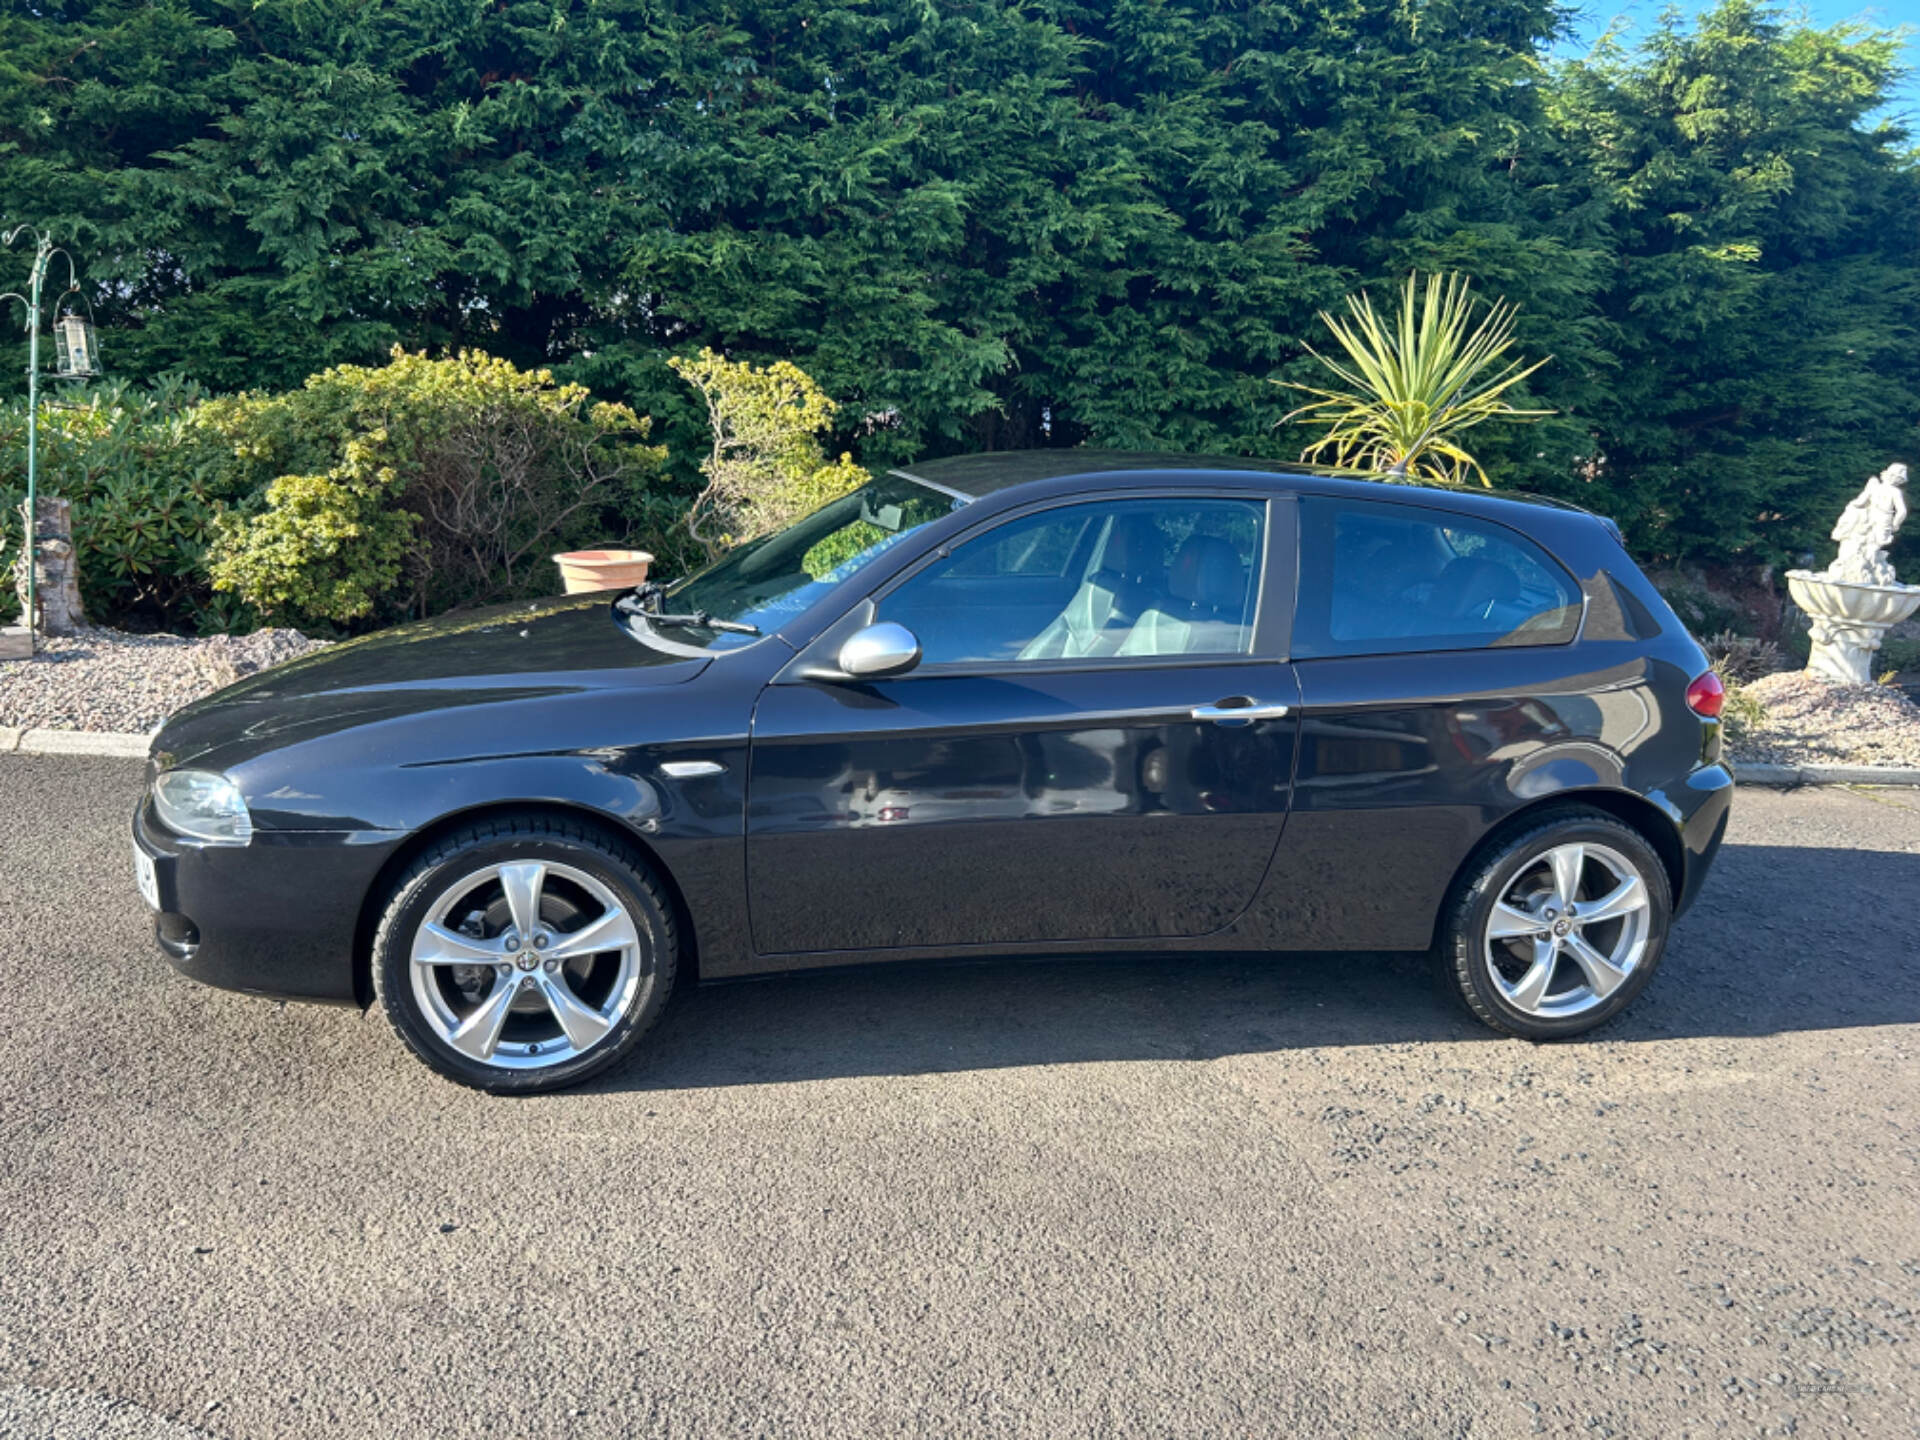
[{"x1": 153, "y1": 769, "x2": 253, "y2": 845}]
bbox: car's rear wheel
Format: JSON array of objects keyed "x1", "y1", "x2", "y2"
[
  {"x1": 1439, "y1": 810, "x2": 1671, "y2": 1040},
  {"x1": 371, "y1": 816, "x2": 677, "y2": 1092}
]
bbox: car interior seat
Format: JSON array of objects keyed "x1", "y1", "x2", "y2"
[
  {"x1": 1333, "y1": 526, "x2": 1450, "y2": 638},
  {"x1": 1018, "y1": 514, "x2": 1163, "y2": 660},
  {"x1": 1115, "y1": 535, "x2": 1251, "y2": 657},
  {"x1": 1430, "y1": 555, "x2": 1523, "y2": 625}
]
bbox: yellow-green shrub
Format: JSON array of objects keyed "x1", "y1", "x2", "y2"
[
  {"x1": 208, "y1": 349, "x2": 667, "y2": 626},
  {"x1": 208, "y1": 439, "x2": 415, "y2": 623},
  {"x1": 669, "y1": 348, "x2": 866, "y2": 557}
]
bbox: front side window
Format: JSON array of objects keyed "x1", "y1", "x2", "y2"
[
  {"x1": 876, "y1": 497, "x2": 1266, "y2": 666},
  {"x1": 656, "y1": 474, "x2": 965, "y2": 649},
  {"x1": 1294, "y1": 497, "x2": 1583, "y2": 659}
]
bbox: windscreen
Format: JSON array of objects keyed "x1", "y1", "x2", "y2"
[{"x1": 650, "y1": 474, "x2": 966, "y2": 650}]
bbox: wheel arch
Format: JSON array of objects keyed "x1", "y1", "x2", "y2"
[
  {"x1": 1429, "y1": 787, "x2": 1685, "y2": 951},
  {"x1": 350, "y1": 800, "x2": 701, "y2": 1008}
]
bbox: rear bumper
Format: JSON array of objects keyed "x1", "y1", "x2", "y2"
[
  {"x1": 132, "y1": 799, "x2": 400, "y2": 1005},
  {"x1": 1670, "y1": 762, "x2": 1734, "y2": 917}
]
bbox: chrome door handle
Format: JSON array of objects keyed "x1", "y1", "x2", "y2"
[{"x1": 1191, "y1": 701, "x2": 1291, "y2": 723}]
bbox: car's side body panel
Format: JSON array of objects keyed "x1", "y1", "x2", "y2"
[
  {"x1": 1214, "y1": 645, "x2": 1729, "y2": 951},
  {"x1": 743, "y1": 661, "x2": 1302, "y2": 956},
  {"x1": 135, "y1": 456, "x2": 1733, "y2": 1010},
  {"x1": 1205, "y1": 492, "x2": 1731, "y2": 951},
  {"x1": 736, "y1": 485, "x2": 1302, "y2": 960},
  {"x1": 140, "y1": 616, "x2": 782, "y2": 1002}
]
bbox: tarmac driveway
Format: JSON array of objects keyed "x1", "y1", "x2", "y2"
[{"x1": 1, "y1": 755, "x2": 1915, "y2": 1438}]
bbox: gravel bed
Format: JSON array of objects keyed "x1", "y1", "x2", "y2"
[
  {"x1": 0, "y1": 626, "x2": 326, "y2": 733},
  {"x1": 1729, "y1": 669, "x2": 1920, "y2": 769}
]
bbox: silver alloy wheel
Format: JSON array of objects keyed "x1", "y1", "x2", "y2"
[
  {"x1": 1482, "y1": 841, "x2": 1652, "y2": 1020},
  {"x1": 409, "y1": 860, "x2": 644, "y2": 1071}
]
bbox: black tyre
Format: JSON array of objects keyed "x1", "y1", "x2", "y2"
[
  {"x1": 371, "y1": 814, "x2": 677, "y2": 1093},
  {"x1": 1437, "y1": 809, "x2": 1672, "y2": 1040}
]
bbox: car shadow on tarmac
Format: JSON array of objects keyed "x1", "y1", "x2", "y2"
[{"x1": 583, "y1": 843, "x2": 1920, "y2": 1092}]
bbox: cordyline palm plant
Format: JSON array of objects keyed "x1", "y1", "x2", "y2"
[{"x1": 1278, "y1": 272, "x2": 1552, "y2": 486}]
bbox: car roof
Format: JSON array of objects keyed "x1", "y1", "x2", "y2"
[{"x1": 889, "y1": 448, "x2": 1594, "y2": 519}]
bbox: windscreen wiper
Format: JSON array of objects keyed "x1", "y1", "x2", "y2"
[
  {"x1": 648, "y1": 610, "x2": 760, "y2": 633},
  {"x1": 614, "y1": 584, "x2": 761, "y2": 636},
  {"x1": 622, "y1": 581, "x2": 669, "y2": 612},
  {"x1": 643, "y1": 610, "x2": 762, "y2": 636}
]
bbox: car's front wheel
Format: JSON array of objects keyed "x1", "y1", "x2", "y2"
[
  {"x1": 371, "y1": 816, "x2": 677, "y2": 1092},
  {"x1": 1439, "y1": 810, "x2": 1671, "y2": 1040}
]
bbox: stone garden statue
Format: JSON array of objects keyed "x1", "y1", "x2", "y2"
[
  {"x1": 1824, "y1": 462, "x2": 1908, "y2": 587},
  {"x1": 1786, "y1": 462, "x2": 1919, "y2": 686}
]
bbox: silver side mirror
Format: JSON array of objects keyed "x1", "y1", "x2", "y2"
[{"x1": 837, "y1": 622, "x2": 921, "y2": 678}]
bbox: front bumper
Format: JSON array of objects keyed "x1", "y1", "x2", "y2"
[{"x1": 132, "y1": 798, "x2": 401, "y2": 1005}]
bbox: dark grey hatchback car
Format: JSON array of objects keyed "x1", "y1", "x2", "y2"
[{"x1": 136, "y1": 452, "x2": 1732, "y2": 1091}]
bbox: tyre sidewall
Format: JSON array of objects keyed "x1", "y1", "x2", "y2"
[
  {"x1": 374, "y1": 830, "x2": 674, "y2": 1093},
  {"x1": 1449, "y1": 816, "x2": 1672, "y2": 1041}
]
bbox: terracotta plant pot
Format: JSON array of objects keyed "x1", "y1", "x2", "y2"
[{"x1": 553, "y1": 549, "x2": 653, "y2": 595}]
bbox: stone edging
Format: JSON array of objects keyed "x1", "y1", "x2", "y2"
[
  {"x1": 0, "y1": 726, "x2": 150, "y2": 758},
  {"x1": 4, "y1": 726, "x2": 1919, "y2": 786},
  {"x1": 1732, "y1": 761, "x2": 1920, "y2": 788}
]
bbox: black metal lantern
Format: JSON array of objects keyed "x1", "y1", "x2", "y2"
[{"x1": 53, "y1": 310, "x2": 99, "y2": 379}]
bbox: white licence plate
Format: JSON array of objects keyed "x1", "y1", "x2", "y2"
[{"x1": 132, "y1": 840, "x2": 159, "y2": 911}]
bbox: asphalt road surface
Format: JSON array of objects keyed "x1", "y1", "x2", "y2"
[{"x1": 2, "y1": 755, "x2": 1916, "y2": 1439}]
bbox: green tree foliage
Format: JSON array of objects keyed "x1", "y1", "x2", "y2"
[
  {"x1": 0, "y1": 0, "x2": 1912, "y2": 577},
  {"x1": 1540, "y1": 0, "x2": 1920, "y2": 567},
  {"x1": 0, "y1": 0, "x2": 1601, "y2": 458},
  {"x1": 669, "y1": 348, "x2": 866, "y2": 557},
  {"x1": 616, "y1": 0, "x2": 1592, "y2": 468},
  {"x1": 0, "y1": 0, "x2": 659, "y2": 394}
]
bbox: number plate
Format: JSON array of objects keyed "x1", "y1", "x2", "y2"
[{"x1": 132, "y1": 840, "x2": 159, "y2": 911}]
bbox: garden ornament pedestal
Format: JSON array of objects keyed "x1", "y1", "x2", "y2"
[{"x1": 1786, "y1": 462, "x2": 1918, "y2": 686}]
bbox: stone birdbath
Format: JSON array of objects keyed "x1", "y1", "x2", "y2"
[{"x1": 1786, "y1": 462, "x2": 1920, "y2": 685}]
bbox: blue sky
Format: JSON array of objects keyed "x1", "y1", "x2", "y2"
[{"x1": 1558, "y1": 1, "x2": 1919, "y2": 116}]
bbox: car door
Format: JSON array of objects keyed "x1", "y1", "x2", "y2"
[
  {"x1": 745, "y1": 490, "x2": 1301, "y2": 956},
  {"x1": 1250, "y1": 494, "x2": 1616, "y2": 950}
]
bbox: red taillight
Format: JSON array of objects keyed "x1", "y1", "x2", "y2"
[{"x1": 1686, "y1": 669, "x2": 1726, "y2": 719}]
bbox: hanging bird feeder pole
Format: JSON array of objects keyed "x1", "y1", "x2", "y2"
[{"x1": 1, "y1": 225, "x2": 96, "y2": 657}]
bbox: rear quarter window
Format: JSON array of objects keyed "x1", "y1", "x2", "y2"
[{"x1": 1294, "y1": 497, "x2": 1584, "y2": 659}]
